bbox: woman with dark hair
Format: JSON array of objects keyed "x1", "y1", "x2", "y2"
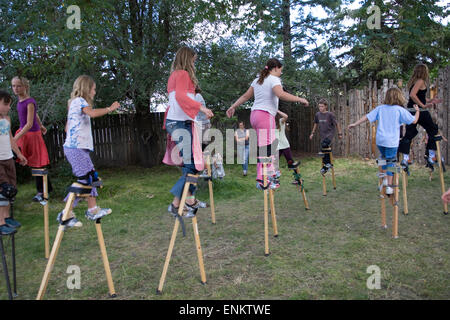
[
  {"x1": 226, "y1": 58, "x2": 308, "y2": 190},
  {"x1": 398, "y1": 63, "x2": 442, "y2": 173}
]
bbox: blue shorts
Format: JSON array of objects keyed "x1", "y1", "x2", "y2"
[{"x1": 377, "y1": 145, "x2": 398, "y2": 176}]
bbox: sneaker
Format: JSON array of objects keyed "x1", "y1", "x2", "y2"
[
  {"x1": 186, "y1": 199, "x2": 209, "y2": 209},
  {"x1": 320, "y1": 166, "x2": 328, "y2": 175},
  {"x1": 5, "y1": 218, "x2": 21, "y2": 229},
  {"x1": 85, "y1": 207, "x2": 112, "y2": 221},
  {"x1": 385, "y1": 186, "x2": 394, "y2": 195},
  {"x1": 0, "y1": 224, "x2": 16, "y2": 235},
  {"x1": 32, "y1": 193, "x2": 44, "y2": 202},
  {"x1": 292, "y1": 180, "x2": 299, "y2": 185},
  {"x1": 288, "y1": 161, "x2": 300, "y2": 169},
  {"x1": 243, "y1": 170, "x2": 247, "y2": 176},
  {"x1": 425, "y1": 157, "x2": 434, "y2": 172},
  {"x1": 400, "y1": 159, "x2": 410, "y2": 176},
  {"x1": 325, "y1": 163, "x2": 333, "y2": 169},
  {"x1": 199, "y1": 169, "x2": 210, "y2": 178},
  {"x1": 57, "y1": 210, "x2": 83, "y2": 228},
  {"x1": 167, "y1": 203, "x2": 196, "y2": 218}
]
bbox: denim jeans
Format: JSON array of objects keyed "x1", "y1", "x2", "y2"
[
  {"x1": 165, "y1": 119, "x2": 198, "y2": 199},
  {"x1": 237, "y1": 144, "x2": 249, "y2": 172},
  {"x1": 377, "y1": 145, "x2": 398, "y2": 176}
]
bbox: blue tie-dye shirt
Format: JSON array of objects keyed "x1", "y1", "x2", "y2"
[{"x1": 63, "y1": 97, "x2": 94, "y2": 151}]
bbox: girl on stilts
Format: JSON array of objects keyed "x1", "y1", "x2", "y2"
[
  {"x1": 62, "y1": 75, "x2": 120, "y2": 227},
  {"x1": 11, "y1": 76, "x2": 53, "y2": 202},
  {"x1": 163, "y1": 47, "x2": 214, "y2": 217},
  {"x1": 398, "y1": 63, "x2": 442, "y2": 174},
  {"x1": 226, "y1": 58, "x2": 309, "y2": 190}
]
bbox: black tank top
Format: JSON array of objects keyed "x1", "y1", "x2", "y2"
[{"x1": 407, "y1": 86, "x2": 427, "y2": 109}]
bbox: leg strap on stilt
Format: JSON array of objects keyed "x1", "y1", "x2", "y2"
[
  {"x1": 67, "y1": 183, "x2": 93, "y2": 196},
  {"x1": 433, "y1": 135, "x2": 443, "y2": 142},
  {"x1": 31, "y1": 169, "x2": 48, "y2": 176}
]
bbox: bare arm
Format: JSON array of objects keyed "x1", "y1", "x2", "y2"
[
  {"x1": 82, "y1": 101, "x2": 120, "y2": 118},
  {"x1": 13, "y1": 103, "x2": 35, "y2": 142},
  {"x1": 35, "y1": 113, "x2": 47, "y2": 135},
  {"x1": 8, "y1": 118, "x2": 27, "y2": 165},
  {"x1": 348, "y1": 115, "x2": 368, "y2": 129},
  {"x1": 309, "y1": 123, "x2": 318, "y2": 140},
  {"x1": 412, "y1": 104, "x2": 420, "y2": 124},
  {"x1": 227, "y1": 87, "x2": 254, "y2": 118},
  {"x1": 277, "y1": 110, "x2": 288, "y2": 123},
  {"x1": 272, "y1": 85, "x2": 309, "y2": 106}
]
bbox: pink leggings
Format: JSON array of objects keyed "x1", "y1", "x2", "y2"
[{"x1": 250, "y1": 110, "x2": 276, "y2": 180}]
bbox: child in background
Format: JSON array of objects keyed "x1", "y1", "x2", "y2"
[
  {"x1": 275, "y1": 110, "x2": 299, "y2": 184},
  {"x1": 11, "y1": 76, "x2": 53, "y2": 202},
  {"x1": 348, "y1": 87, "x2": 420, "y2": 194},
  {"x1": 0, "y1": 90, "x2": 28, "y2": 234},
  {"x1": 309, "y1": 98, "x2": 343, "y2": 175},
  {"x1": 235, "y1": 121, "x2": 250, "y2": 176},
  {"x1": 62, "y1": 75, "x2": 120, "y2": 227}
]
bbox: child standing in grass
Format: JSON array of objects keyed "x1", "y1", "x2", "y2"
[
  {"x1": 235, "y1": 121, "x2": 250, "y2": 176},
  {"x1": 62, "y1": 75, "x2": 120, "y2": 227},
  {"x1": 348, "y1": 87, "x2": 419, "y2": 195},
  {"x1": 0, "y1": 90, "x2": 28, "y2": 235},
  {"x1": 11, "y1": 76, "x2": 53, "y2": 202},
  {"x1": 275, "y1": 110, "x2": 300, "y2": 183}
]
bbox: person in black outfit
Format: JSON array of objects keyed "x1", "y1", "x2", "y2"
[{"x1": 398, "y1": 63, "x2": 442, "y2": 174}]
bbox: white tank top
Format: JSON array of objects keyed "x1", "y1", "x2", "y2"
[{"x1": 0, "y1": 118, "x2": 13, "y2": 160}]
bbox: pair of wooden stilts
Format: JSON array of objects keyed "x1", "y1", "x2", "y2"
[
  {"x1": 378, "y1": 159, "x2": 402, "y2": 239},
  {"x1": 36, "y1": 181, "x2": 116, "y2": 300},
  {"x1": 0, "y1": 199, "x2": 17, "y2": 300},
  {"x1": 321, "y1": 147, "x2": 336, "y2": 196},
  {"x1": 157, "y1": 152, "x2": 216, "y2": 294}
]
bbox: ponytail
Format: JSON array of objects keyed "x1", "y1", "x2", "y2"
[{"x1": 257, "y1": 58, "x2": 283, "y2": 85}]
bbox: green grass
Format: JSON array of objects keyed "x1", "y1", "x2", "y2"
[{"x1": 1, "y1": 155, "x2": 449, "y2": 300}]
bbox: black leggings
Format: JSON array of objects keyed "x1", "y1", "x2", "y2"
[
  {"x1": 36, "y1": 176, "x2": 53, "y2": 194},
  {"x1": 398, "y1": 110, "x2": 438, "y2": 154}
]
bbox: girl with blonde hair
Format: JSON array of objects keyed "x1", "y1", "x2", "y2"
[
  {"x1": 12, "y1": 76, "x2": 52, "y2": 202},
  {"x1": 61, "y1": 75, "x2": 120, "y2": 227},
  {"x1": 163, "y1": 47, "x2": 214, "y2": 217},
  {"x1": 348, "y1": 87, "x2": 420, "y2": 194}
]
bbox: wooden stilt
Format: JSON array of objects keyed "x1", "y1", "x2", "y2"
[
  {"x1": 37, "y1": 183, "x2": 115, "y2": 300},
  {"x1": 157, "y1": 174, "x2": 206, "y2": 294},
  {"x1": 263, "y1": 163, "x2": 270, "y2": 256},
  {"x1": 435, "y1": 138, "x2": 448, "y2": 215},
  {"x1": 330, "y1": 152, "x2": 336, "y2": 190},
  {"x1": 205, "y1": 154, "x2": 216, "y2": 224},
  {"x1": 399, "y1": 154, "x2": 408, "y2": 215},
  {"x1": 322, "y1": 175, "x2": 327, "y2": 196},
  {"x1": 379, "y1": 176, "x2": 387, "y2": 229},
  {"x1": 95, "y1": 221, "x2": 116, "y2": 297},
  {"x1": 43, "y1": 174, "x2": 49, "y2": 258},
  {"x1": 192, "y1": 217, "x2": 207, "y2": 284},
  {"x1": 392, "y1": 172, "x2": 399, "y2": 239},
  {"x1": 269, "y1": 189, "x2": 278, "y2": 237},
  {"x1": 31, "y1": 169, "x2": 50, "y2": 258}
]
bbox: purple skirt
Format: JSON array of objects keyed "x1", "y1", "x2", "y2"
[{"x1": 63, "y1": 147, "x2": 98, "y2": 205}]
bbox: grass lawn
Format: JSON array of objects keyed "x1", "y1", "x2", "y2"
[{"x1": 1, "y1": 154, "x2": 449, "y2": 300}]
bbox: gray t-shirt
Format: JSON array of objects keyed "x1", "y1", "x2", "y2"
[
  {"x1": 235, "y1": 129, "x2": 249, "y2": 146},
  {"x1": 315, "y1": 111, "x2": 337, "y2": 141}
]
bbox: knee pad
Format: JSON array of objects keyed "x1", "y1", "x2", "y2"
[
  {"x1": 0, "y1": 182, "x2": 17, "y2": 200},
  {"x1": 321, "y1": 138, "x2": 331, "y2": 149},
  {"x1": 76, "y1": 170, "x2": 102, "y2": 187}
]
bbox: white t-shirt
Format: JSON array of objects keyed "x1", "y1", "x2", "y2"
[
  {"x1": 0, "y1": 118, "x2": 13, "y2": 160},
  {"x1": 167, "y1": 91, "x2": 196, "y2": 121},
  {"x1": 251, "y1": 74, "x2": 282, "y2": 117},
  {"x1": 276, "y1": 119, "x2": 290, "y2": 150},
  {"x1": 64, "y1": 97, "x2": 94, "y2": 151}
]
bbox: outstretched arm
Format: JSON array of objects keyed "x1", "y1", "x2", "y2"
[
  {"x1": 227, "y1": 86, "x2": 254, "y2": 118},
  {"x1": 348, "y1": 115, "x2": 368, "y2": 129},
  {"x1": 272, "y1": 85, "x2": 308, "y2": 106}
]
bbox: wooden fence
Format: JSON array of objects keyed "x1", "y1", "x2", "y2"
[{"x1": 41, "y1": 66, "x2": 450, "y2": 168}]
